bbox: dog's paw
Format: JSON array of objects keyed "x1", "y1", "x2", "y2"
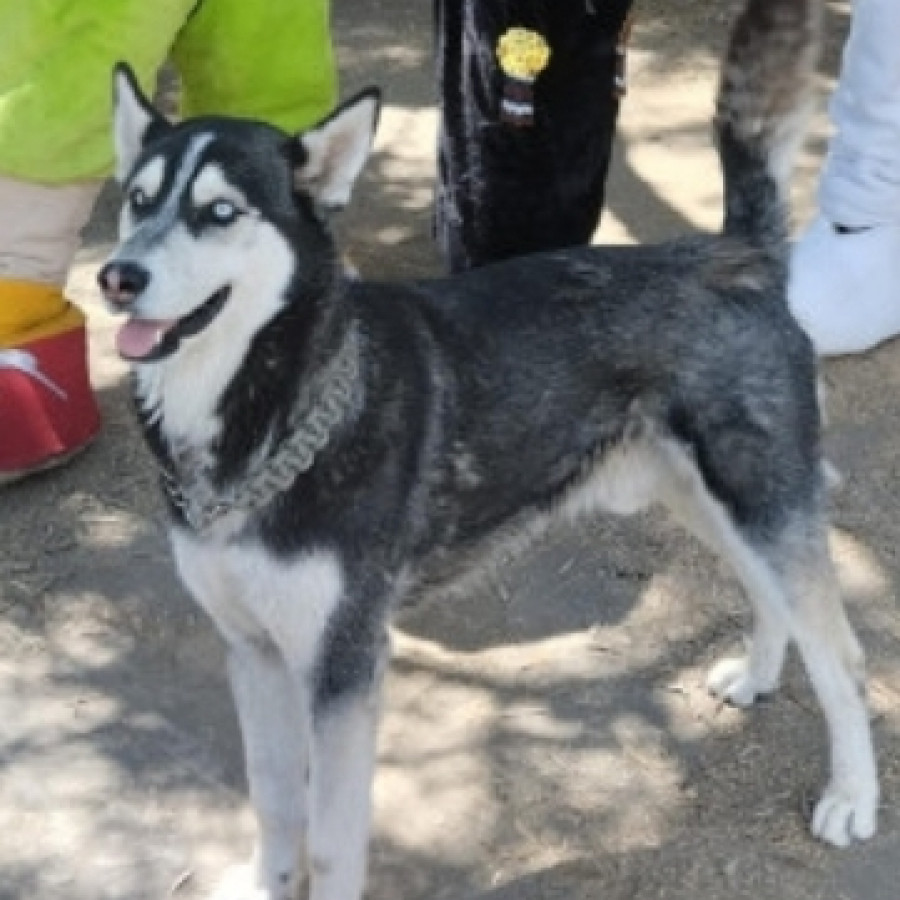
[
  {"x1": 811, "y1": 778, "x2": 879, "y2": 847},
  {"x1": 706, "y1": 656, "x2": 775, "y2": 708}
]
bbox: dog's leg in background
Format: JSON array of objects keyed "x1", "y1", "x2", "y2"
[
  {"x1": 213, "y1": 642, "x2": 312, "y2": 900},
  {"x1": 651, "y1": 445, "x2": 791, "y2": 706},
  {"x1": 307, "y1": 683, "x2": 382, "y2": 900},
  {"x1": 705, "y1": 569, "x2": 790, "y2": 708}
]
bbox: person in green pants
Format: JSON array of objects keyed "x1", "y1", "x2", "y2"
[{"x1": 0, "y1": 0, "x2": 336, "y2": 482}]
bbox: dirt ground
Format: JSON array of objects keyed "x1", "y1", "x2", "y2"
[{"x1": 2, "y1": 1, "x2": 899, "y2": 898}]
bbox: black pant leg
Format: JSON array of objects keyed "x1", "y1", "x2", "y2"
[{"x1": 435, "y1": 0, "x2": 635, "y2": 273}]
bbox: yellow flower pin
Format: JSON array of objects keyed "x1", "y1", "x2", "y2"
[{"x1": 497, "y1": 28, "x2": 551, "y2": 81}]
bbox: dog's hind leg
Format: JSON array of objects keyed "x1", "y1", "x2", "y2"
[
  {"x1": 702, "y1": 523, "x2": 794, "y2": 708},
  {"x1": 758, "y1": 526, "x2": 878, "y2": 846},
  {"x1": 721, "y1": 533, "x2": 877, "y2": 846},
  {"x1": 652, "y1": 441, "x2": 791, "y2": 705},
  {"x1": 307, "y1": 683, "x2": 382, "y2": 900},
  {"x1": 705, "y1": 573, "x2": 790, "y2": 708},
  {"x1": 653, "y1": 441, "x2": 877, "y2": 845}
]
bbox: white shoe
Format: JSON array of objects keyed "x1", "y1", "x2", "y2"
[{"x1": 788, "y1": 215, "x2": 900, "y2": 356}]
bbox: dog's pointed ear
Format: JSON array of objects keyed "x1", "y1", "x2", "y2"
[
  {"x1": 112, "y1": 63, "x2": 169, "y2": 182},
  {"x1": 292, "y1": 88, "x2": 381, "y2": 211}
]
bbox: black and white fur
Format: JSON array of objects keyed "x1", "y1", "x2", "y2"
[{"x1": 100, "y1": 1, "x2": 878, "y2": 896}]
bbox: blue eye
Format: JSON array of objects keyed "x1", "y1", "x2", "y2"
[
  {"x1": 209, "y1": 200, "x2": 239, "y2": 224},
  {"x1": 129, "y1": 186, "x2": 150, "y2": 209}
]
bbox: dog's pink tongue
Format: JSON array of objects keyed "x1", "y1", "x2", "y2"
[{"x1": 115, "y1": 319, "x2": 173, "y2": 360}]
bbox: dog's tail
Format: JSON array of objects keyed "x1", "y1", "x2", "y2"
[{"x1": 715, "y1": 0, "x2": 821, "y2": 252}]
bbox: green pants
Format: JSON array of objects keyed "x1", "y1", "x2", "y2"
[{"x1": 0, "y1": 0, "x2": 336, "y2": 182}]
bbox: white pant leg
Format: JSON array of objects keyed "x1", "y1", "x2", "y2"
[
  {"x1": 788, "y1": 0, "x2": 900, "y2": 355},
  {"x1": 819, "y1": 0, "x2": 900, "y2": 227}
]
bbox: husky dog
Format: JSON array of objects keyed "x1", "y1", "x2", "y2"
[{"x1": 99, "y1": 0, "x2": 878, "y2": 896}]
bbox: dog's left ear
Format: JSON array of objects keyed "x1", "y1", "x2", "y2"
[
  {"x1": 293, "y1": 88, "x2": 381, "y2": 211},
  {"x1": 112, "y1": 63, "x2": 170, "y2": 182}
]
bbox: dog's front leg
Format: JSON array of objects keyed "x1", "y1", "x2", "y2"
[
  {"x1": 307, "y1": 683, "x2": 382, "y2": 900},
  {"x1": 215, "y1": 641, "x2": 312, "y2": 900}
]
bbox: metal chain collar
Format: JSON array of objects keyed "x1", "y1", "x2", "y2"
[{"x1": 162, "y1": 325, "x2": 361, "y2": 533}]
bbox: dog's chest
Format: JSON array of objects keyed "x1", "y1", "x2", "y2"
[{"x1": 169, "y1": 530, "x2": 345, "y2": 668}]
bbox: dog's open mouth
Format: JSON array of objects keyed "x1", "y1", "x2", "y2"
[{"x1": 115, "y1": 286, "x2": 231, "y2": 362}]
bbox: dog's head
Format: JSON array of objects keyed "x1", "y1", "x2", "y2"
[{"x1": 98, "y1": 64, "x2": 380, "y2": 368}]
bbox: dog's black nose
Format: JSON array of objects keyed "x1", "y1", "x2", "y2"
[{"x1": 97, "y1": 261, "x2": 150, "y2": 305}]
